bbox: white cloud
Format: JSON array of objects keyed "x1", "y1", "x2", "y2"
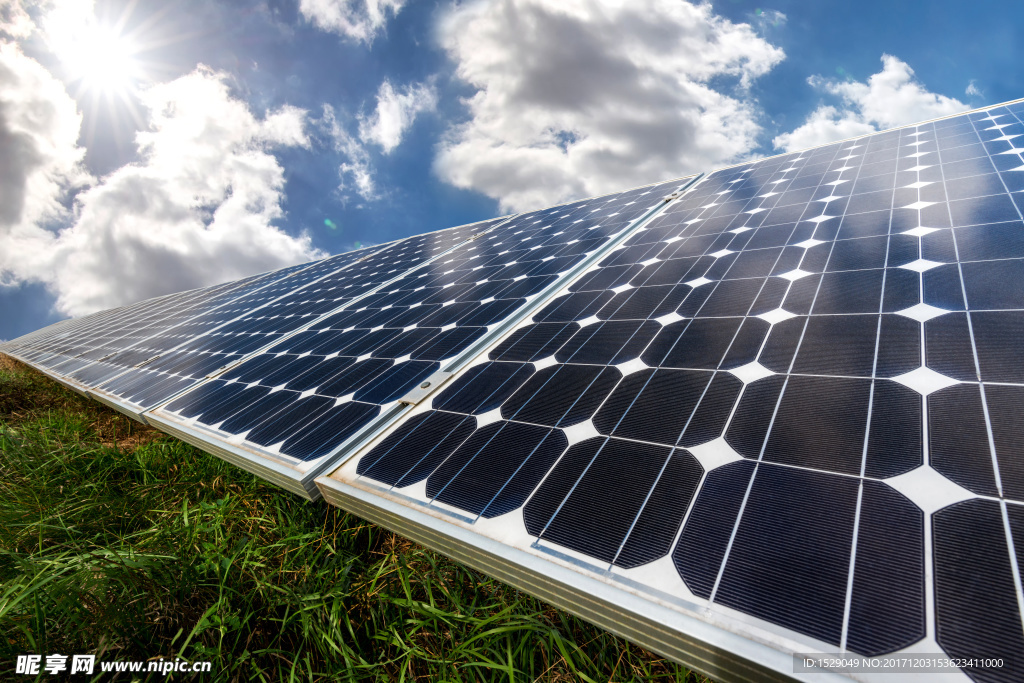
[
  {"x1": 0, "y1": 60, "x2": 323, "y2": 316},
  {"x1": 53, "y1": 68, "x2": 322, "y2": 315},
  {"x1": 322, "y1": 103, "x2": 378, "y2": 201},
  {"x1": 434, "y1": 0, "x2": 784, "y2": 213},
  {"x1": 965, "y1": 79, "x2": 983, "y2": 98},
  {"x1": 0, "y1": 40, "x2": 90, "y2": 279},
  {"x1": 298, "y1": 0, "x2": 404, "y2": 42},
  {"x1": 752, "y1": 8, "x2": 786, "y2": 32},
  {"x1": 0, "y1": 0, "x2": 33, "y2": 38},
  {"x1": 774, "y1": 55, "x2": 969, "y2": 152},
  {"x1": 359, "y1": 79, "x2": 437, "y2": 153},
  {"x1": 773, "y1": 104, "x2": 877, "y2": 153},
  {"x1": 320, "y1": 78, "x2": 435, "y2": 202}
]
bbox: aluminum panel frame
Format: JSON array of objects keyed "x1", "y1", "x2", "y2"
[{"x1": 315, "y1": 474, "x2": 850, "y2": 683}]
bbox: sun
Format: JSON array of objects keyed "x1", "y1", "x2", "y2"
[
  {"x1": 44, "y1": 3, "x2": 146, "y2": 101},
  {"x1": 67, "y1": 24, "x2": 142, "y2": 95},
  {"x1": 41, "y1": 1, "x2": 158, "y2": 139}
]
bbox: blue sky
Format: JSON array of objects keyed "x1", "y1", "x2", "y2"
[{"x1": 0, "y1": 0, "x2": 1019, "y2": 340}]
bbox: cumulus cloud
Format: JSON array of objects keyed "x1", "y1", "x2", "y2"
[
  {"x1": 0, "y1": 41, "x2": 90, "y2": 278},
  {"x1": 0, "y1": 60, "x2": 323, "y2": 316},
  {"x1": 773, "y1": 55, "x2": 969, "y2": 152},
  {"x1": 0, "y1": 0, "x2": 33, "y2": 38},
  {"x1": 965, "y1": 79, "x2": 983, "y2": 98},
  {"x1": 434, "y1": 0, "x2": 784, "y2": 213},
  {"x1": 322, "y1": 103, "x2": 378, "y2": 201},
  {"x1": 298, "y1": 0, "x2": 404, "y2": 42},
  {"x1": 359, "y1": 79, "x2": 437, "y2": 153},
  {"x1": 321, "y1": 78, "x2": 436, "y2": 202}
]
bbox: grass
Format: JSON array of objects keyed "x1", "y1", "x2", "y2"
[{"x1": 0, "y1": 354, "x2": 713, "y2": 682}]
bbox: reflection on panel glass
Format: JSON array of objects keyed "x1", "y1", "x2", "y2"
[
  {"x1": 160, "y1": 180, "x2": 683, "y2": 462},
  {"x1": 351, "y1": 103, "x2": 1024, "y2": 671}
]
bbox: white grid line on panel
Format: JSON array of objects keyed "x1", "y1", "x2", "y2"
[
  {"x1": 353, "y1": 179, "x2": 699, "y2": 514},
  {"x1": 708, "y1": 137, "x2": 865, "y2": 608},
  {"x1": 959, "y1": 109, "x2": 1024, "y2": 639},
  {"x1": 840, "y1": 124, "x2": 908, "y2": 652},
  {"x1": 914, "y1": 124, "x2": 938, "y2": 644}
]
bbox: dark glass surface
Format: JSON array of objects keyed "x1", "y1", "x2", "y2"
[
  {"x1": 533, "y1": 437, "x2": 701, "y2": 566},
  {"x1": 674, "y1": 460, "x2": 755, "y2": 598},
  {"x1": 357, "y1": 410, "x2": 478, "y2": 487},
  {"x1": 845, "y1": 481, "x2": 925, "y2": 656},
  {"x1": 713, "y1": 465, "x2": 859, "y2": 646},
  {"x1": 934, "y1": 500, "x2": 1024, "y2": 683}
]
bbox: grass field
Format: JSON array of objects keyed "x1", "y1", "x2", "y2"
[{"x1": 0, "y1": 353, "x2": 713, "y2": 682}]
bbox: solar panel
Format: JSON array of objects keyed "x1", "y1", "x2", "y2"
[
  {"x1": 5, "y1": 99, "x2": 1024, "y2": 682},
  {"x1": 63, "y1": 255, "x2": 371, "y2": 405},
  {"x1": 10, "y1": 282, "x2": 245, "y2": 372},
  {"x1": 11, "y1": 222, "x2": 488, "y2": 422},
  {"x1": 2, "y1": 258, "x2": 341, "y2": 395},
  {"x1": 318, "y1": 102, "x2": 1024, "y2": 682},
  {"x1": 146, "y1": 182, "x2": 691, "y2": 495}
]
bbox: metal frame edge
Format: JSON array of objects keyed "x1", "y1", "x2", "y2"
[
  {"x1": 87, "y1": 389, "x2": 150, "y2": 425},
  {"x1": 437, "y1": 173, "x2": 705, "y2": 379},
  {"x1": 146, "y1": 411, "x2": 317, "y2": 499},
  {"x1": 314, "y1": 476, "x2": 847, "y2": 683},
  {"x1": 132, "y1": 217, "x2": 527, "y2": 496}
]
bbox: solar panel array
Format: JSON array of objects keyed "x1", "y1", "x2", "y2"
[
  {"x1": 4, "y1": 100, "x2": 1024, "y2": 683},
  {"x1": 81, "y1": 222, "x2": 497, "y2": 416},
  {"x1": 5, "y1": 258, "x2": 343, "y2": 391},
  {"x1": 147, "y1": 181, "x2": 686, "y2": 493},
  {"x1": 5, "y1": 222, "x2": 498, "y2": 420}
]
